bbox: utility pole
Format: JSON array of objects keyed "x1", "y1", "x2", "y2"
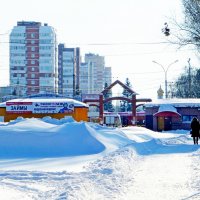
[{"x1": 188, "y1": 58, "x2": 191, "y2": 98}]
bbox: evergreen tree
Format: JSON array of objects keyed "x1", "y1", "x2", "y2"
[
  {"x1": 12, "y1": 88, "x2": 17, "y2": 96},
  {"x1": 120, "y1": 78, "x2": 132, "y2": 112},
  {"x1": 193, "y1": 68, "x2": 200, "y2": 97},
  {"x1": 103, "y1": 83, "x2": 114, "y2": 112},
  {"x1": 172, "y1": 66, "x2": 200, "y2": 98}
]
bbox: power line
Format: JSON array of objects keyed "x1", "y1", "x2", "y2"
[
  {"x1": 0, "y1": 47, "x2": 198, "y2": 59},
  {"x1": 0, "y1": 40, "x2": 170, "y2": 45}
]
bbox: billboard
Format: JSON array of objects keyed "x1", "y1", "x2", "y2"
[
  {"x1": 6, "y1": 102, "x2": 33, "y2": 114},
  {"x1": 6, "y1": 101, "x2": 74, "y2": 114},
  {"x1": 33, "y1": 102, "x2": 74, "y2": 114}
]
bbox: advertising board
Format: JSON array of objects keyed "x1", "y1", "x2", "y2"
[
  {"x1": 6, "y1": 101, "x2": 74, "y2": 114},
  {"x1": 6, "y1": 102, "x2": 33, "y2": 114}
]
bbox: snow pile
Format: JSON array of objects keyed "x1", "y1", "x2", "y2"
[
  {"x1": 0, "y1": 117, "x2": 131, "y2": 158},
  {"x1": 0, "y1": 118, "x2": 106, "y2": 158},
  {"x1": 42, "y1": 116, "x2": 75, "y2": 124}
]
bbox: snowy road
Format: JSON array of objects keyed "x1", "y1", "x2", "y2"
[
  {"x1": 0, "y1": 147, "x2": 199, "y2": 200},
  {"x1": 126, "y1": 154, "x2": 194, "y2": 200}
]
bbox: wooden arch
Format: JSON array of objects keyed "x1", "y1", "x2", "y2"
[
  {"x1": 88, "y1": 103, "x2": 99, "y2": 108},
  {"x1": 83, "y1": 79, "x2": 152, "y2": 125},
  {"x1": 104, "y1": 96, "x2": 132, "y2": 103},
  {"x1": 102, "y1": 80, "x2": 138, "y2": 95},
  {"x1": 99, "y1": 80, "x2": 138, "y2": 123}
]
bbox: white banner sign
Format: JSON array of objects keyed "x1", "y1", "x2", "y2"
[
  {"x1": 6, "y1": 101, "x2": 74, "y2": 114},
  {"x1": 33, "y1": 102, "x2": 74, "y2": 114},
  {"x1": 6, "y1": 102, "x2": 33, "y2": 114}
]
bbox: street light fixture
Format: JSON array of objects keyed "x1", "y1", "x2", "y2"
[{"x1": 152, "y1": 60, "x2": 178, "y2": 99}]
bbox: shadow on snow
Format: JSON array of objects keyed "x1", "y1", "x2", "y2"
[{"x1": 128, "y1": 135, "x2": 200, "y2": 155}]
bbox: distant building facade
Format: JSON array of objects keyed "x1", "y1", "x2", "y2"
[
  {"x1": 0, "y1": 86, "x2": 14, "y2": 102},
  {"x1": 9, "y1": 21, "x2": 57, "y2": 96},
  {"x1": 85, "y1": 53, "x2": 105, "y2": 94},
  {"x1": 104, "y1": 67, "x2": 112, "y2": 86},
  {"x1": 58, "y1": 44, "x2": 80, "y2": 98},
  {"x1": 79, "y1": 62, "x2": 90, "y2": 94}
]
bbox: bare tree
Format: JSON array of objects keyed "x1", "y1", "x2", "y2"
[
  {"x1": 166, "y1": 1, "x2": 200, "y2": 97},
  {"x1": 167, "y1": 0, "x2": 200, "y2": 50}
]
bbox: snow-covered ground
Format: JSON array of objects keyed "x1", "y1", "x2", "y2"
[{"x1": 0, "y1": 117, "x2": 199, "y2": 200}]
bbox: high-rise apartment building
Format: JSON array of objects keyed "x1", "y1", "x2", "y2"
[
  {"x1": 10, "y1": 21, "x2": 57, "y2": 96},
  {"x1": 79, "y1": 62, "x2": 91, "y2": 94},
  {"x1": 85, "y1": 53, "x2": 105, "y2": 94},
  {"x1": 104, "y1": 67, "x2": 112, "y2": 86},
  {"x1": 58, "y1": 44, "x2": 80, "y2": 98}
]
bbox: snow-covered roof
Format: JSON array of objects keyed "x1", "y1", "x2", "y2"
[
  {"x1": 145, "y1": 98, "x2": 200, "y2": 108},
  {"x1": 157, "y1": 104, "x2": 178, "y2": 112},
  {"x1": 2, "y1": 98, "x2": 89, "y2": 108},
  {"x1": 0, "y1": 102, "x2": 6, "y2": 108},
  {"x1": 153, "y1": 104, "x2": 181, "y2": 117}
]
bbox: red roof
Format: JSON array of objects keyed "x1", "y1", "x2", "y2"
[{"x1": 154, "y1": 111, "x2": 181, "y2": 117}]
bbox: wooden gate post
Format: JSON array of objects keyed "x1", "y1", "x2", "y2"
[
  {"x1": 132, "y1": 94, "x2": 136, "y2": 125},
  {"x1": 99, "y1": 93, "x2": 104, "y2": 122}
]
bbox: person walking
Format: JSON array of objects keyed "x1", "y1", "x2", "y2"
[{"x1": 190, "y1": 117, "x2": 200, "y2": 145}]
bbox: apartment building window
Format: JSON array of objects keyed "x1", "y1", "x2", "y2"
[
  {"x1": 31, "y1": 80, "x2": 35, "y2": 85},
  {"x1": 31, "y1": 60, "x2": 35, "y2": 64},
  {"x1": 31, "y1": 33, "x2": 35, "y2": 38}
]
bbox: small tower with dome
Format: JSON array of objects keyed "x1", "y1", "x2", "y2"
[{"x1": 157, "y1": 85, "x2": 164, "y2": 99}]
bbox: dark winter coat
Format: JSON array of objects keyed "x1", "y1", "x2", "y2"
[{"x1": 191, "y1": 118, "x2": 200, "y2": 137}]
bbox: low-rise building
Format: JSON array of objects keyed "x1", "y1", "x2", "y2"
[
  {"x1": 144, "y1": 99, "x2": 200, "y2": 131},
  {"x1": 0, "y1": 97, "x2": 88, "y2": 122}
]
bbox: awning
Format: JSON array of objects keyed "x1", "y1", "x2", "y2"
[
  {"x1": 153, "y1": 104, "x2": 181, "y2": 117},
  {"x1": 154, "y1": 111, "x2": 181, "y2": 117}
]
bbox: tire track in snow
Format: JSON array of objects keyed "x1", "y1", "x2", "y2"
[
  {"x1": 125, "y1": 153, "x2": 194, "y2": 200},
  {"x1": 0, "y1": 148, "x2": 138, "y2": 200}
]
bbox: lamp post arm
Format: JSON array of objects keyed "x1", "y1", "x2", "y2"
[
  {"x1": 165, "y1": 60, "x2": 178, "y2": 89},
  {"x1": 152, "y1": 60, "x2": 178, "y2": 99},
  {"x1": 166, "y1": 60, "x2": 178, "y2": 74},
  {"x1": 152, "y1": 61, "x2": 165, "y2": 73}
]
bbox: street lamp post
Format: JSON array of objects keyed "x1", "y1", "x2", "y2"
[{"x1": 152, "y1": 60, "x2": 178, "y2": 99}]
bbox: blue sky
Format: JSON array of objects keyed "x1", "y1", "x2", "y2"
[{"x1": 0, "y1": 0, "x2": 199, "y2": 99}]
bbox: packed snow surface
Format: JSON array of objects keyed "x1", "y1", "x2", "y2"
[{"x1": 0, "y1": 117, "x2": 199, "y2": 200}]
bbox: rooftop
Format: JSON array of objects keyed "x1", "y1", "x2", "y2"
[
  {"x1": 145, "y1": 98, "x2": 200, "y2": 107},
  {"x1": 0, "y1": 98, "x2": 88, "y2": 108}
]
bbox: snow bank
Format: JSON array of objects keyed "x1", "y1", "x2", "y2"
[
  {"x1": 121, "y1": 126, "x2": 197, "y2": 155},
  {"x1": 0, "y1": 117, "x2": 133, "y2": 159},
  {"x1": 42, "y1": 116, "x2": 75, "y2": 125},
  {"x1": 89, "y1": 123, "x2": 132, "y2": 151},
  {"x1": 0, "y1": 118, "x2": 106, "y2": 158}
]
